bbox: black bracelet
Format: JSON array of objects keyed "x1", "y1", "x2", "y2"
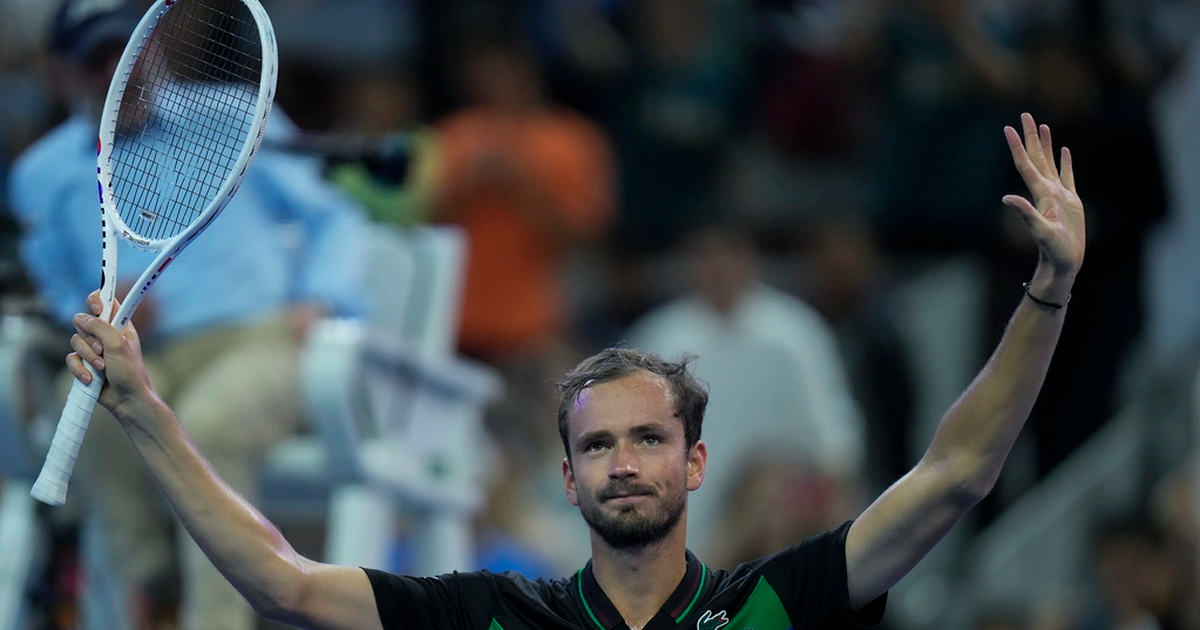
[{"x1": 1022, "y1": 281, "x2": 1070, "y2": 309}]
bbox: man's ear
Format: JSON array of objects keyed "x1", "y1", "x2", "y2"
[
  {"x1": 687, "y1": 441, "x2": 707, "y2": 492},
  {"x1": 563, "y1": 457, "x2": 580, "y2": 506}
]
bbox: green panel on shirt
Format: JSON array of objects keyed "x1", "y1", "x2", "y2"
[{"x1": 715, "y1": 577, "x2": 792, "y2": 630}]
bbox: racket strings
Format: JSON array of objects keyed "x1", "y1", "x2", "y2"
[{"x1": 108, "y1": 0, "x2": 263, "y2": 242}]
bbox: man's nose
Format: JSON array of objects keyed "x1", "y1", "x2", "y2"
[{"x1": 609, "y1": 444, "x2": 639, "y2": 478}]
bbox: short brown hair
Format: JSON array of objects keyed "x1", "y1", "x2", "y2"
[{"x1": 556, "y1": 348, "x2": 708, "y2": 463}]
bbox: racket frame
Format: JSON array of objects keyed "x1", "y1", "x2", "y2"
[
  {"x1": 96, "y1": 0, "x2": 279, "y2": 329},
  {"x1": 31, "y1": 0, "x2": 278, "y2": 506}
]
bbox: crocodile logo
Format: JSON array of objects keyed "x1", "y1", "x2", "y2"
[{"x1": 697, "y1": 610, "x2": 729, "y2": 630}]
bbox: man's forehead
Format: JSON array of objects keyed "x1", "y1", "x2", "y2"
[{"x1": 570, "y1": 372, "x2": 677, "y2": 433}]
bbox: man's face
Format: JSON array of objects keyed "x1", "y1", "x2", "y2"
[
  {"x1": 54, "y1": 41, "x2": 125, "y2": 116},
  {"x1": 82, "y1": 41, "x2": 125, "y2": 94},
  {"x1": 562, "y1": 372, "x2": 706, "y2": 550}
]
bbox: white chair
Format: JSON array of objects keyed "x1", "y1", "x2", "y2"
[{"x1": 299, "y1": 224, "x2": 501, "y2": 571}]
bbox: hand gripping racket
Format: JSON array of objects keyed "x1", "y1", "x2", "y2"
[{"x1": 31, "y1": 0, "x2": 278, "y2": 506}]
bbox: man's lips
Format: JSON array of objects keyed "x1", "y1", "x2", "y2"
[{"x1": 602, "y1": 491, "x2": 653, "y2": 502}]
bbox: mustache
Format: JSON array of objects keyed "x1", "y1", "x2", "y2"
[{"x1": 598, "y1": 482, "x2": 657, "y2": 501}]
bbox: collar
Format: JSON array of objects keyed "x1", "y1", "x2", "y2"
[{"x1": 576, "y1": 549, "x2": 708, "y2": 630}]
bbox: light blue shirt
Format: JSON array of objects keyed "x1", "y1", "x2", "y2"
[{"x1": 9, "y1": 109, "x2": 367, "y2": 341}]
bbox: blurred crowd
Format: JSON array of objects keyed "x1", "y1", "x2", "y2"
[{"x1": 2, "y1": 0, "x2": 1200, "y2": 629}]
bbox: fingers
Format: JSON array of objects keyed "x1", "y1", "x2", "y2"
[
  {"x1": 1020, "y1": 113, "x2": 1057, "y2": 181},
  {"x1": 87, "y1": 291, "x2": 104, "y2": 316},
  {"x1": 74, "y1": 311, "x2": 123, "y2": 347},
  {"x1": 73, "y1": 326, "x2": 106, "y2": 360},
  {"x1": 1002, "y1": 194, "x2": 1049, "y2": 232},
  {"x1": 1005, "y1": 125, "x2": 1046, "y2": 192},
  {"x1": 73, "y1": 291, "x2": 111, "y2": 384},
  {"x1": 87, "y1": 289, "x2": 122, "y2": 322},
  {"x1": 66, "y1": 353, "x2": 94, "y2": 385},
  {"x1": 1060, "y1": 146, "x2": 1076, "y2": 193},
  {"x1": 70, "y1": 333, "x2": 105, "y2": 371},
  {"x1": 1039, "y1": 124, "x2": 1057, "y2": 177},
  {"x1": 1020, "y1": 113, "x2": 1049, "y2": 176}
]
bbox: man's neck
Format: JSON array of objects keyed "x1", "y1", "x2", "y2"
[{"x1": 589, "y1": 529, "x2": 689, "y2": 630}]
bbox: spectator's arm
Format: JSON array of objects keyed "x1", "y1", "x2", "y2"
[
  {"x1": 9, "y1": 166, "x2": 94, "y2": 326},
  {"x1": 254, "y1": 148, "x2": 369, "y2": 320}
]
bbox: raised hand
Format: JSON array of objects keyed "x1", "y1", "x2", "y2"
[
  {"x1": 1003, "y1": 113, "x2": 1086, "y2": 280},
  {"x1": 67, "y1": 290, "x2": 157, "y2": 421}
]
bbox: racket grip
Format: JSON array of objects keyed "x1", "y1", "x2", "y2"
[{"x1": 30, "y1": 368, "x2": 106, "y2": 506}]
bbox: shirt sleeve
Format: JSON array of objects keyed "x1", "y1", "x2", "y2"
[
  {"x1": 364, "y1": 568, "x2": 497, "y2": 630},
  {"x1": 766, "y1": 291, "x2": 865, "y2": 477},
  {"x1": 760, "y1": 521, "x2": 887, "y2": 629},
  {"x1": 790, "y1": 324, "x2": 865, "y2": 476},
  {"x1": 8, "y1": 155, "x2": 95, "y2": 327},
  {"x1": 251, "y1": 113, "x2": 369, "y2": 317},
  {"x1": 537, "y1": 117, "x2": 614, "y2": 241}
]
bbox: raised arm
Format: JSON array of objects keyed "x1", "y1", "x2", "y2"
[
  {"x1": 66, "y1": 292, "x2": 381, "y2": 630},
  {"x1": 844, "y1": 113, "x2": 1086, "y2": 608}
]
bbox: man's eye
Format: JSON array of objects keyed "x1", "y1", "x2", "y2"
[
  {"x1": 643, "y1": 435, "x2": 662, "y2": 446},
  {"x1": 585, "y1": 441, "x2": 606, "y2": 452}
]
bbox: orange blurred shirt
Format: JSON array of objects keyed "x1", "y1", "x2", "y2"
[{"x1": 434, "y1": 109, "x2": 614, "y2": 361}]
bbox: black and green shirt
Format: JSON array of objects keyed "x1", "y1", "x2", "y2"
[{"x1": 365, "y1": 522, "x2": 887, "y2": 630}]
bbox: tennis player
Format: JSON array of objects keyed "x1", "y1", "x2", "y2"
[{"x1": 65, "y1": 112, "x2": 1084, "y2": 630}]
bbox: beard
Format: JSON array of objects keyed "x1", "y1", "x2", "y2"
[{"x1": 578, "y1": 480, "x2": 687, "y2": 550}]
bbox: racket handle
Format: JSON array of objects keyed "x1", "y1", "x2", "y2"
[{"x1": 31, "y1": 367, "x2": 106, "y2": 506}]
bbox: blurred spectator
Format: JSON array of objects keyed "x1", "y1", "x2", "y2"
[
  {"x1": 805, "y1": 214, "x2": 917, "y2": 494},
  {"x1": 848, "y1": 0, "x2": 1026, "y2": 252},
  {"x1": 0, "y1": 73, "x2": 55, "y2": 203},
  {"x1": 751, "y1": 0, "x2": 868, "y2": 160},
  {"x1": 328, "y1": 69, "x2": 440, "y2": 226},
  {"x1": 1079, "y1": 512, "x2": 1192, "y2": 630},
  {"x1": 702, "y1": 1, "x2": 875, "y2": 245},
  {"x1": 7, "y1": 2, "x2": 368, "y2": 629},
  {"x1": 432, "y1": 39, "x2": 615, "y2": 457},
  {"x1": 1145, "y1": 7, "x2": 1200, "y2": 368},
  {"x1": 604, "y1": 0, "x2": 748, "y2": 250},
  {"x1": 708, "y1": 456, "x2": 847, "y2": 571},
  {"x1": 624, "y1": 223, "x2": 864, "y2": 559},
  {"x1": 598, "y1": 0, "x2": 750, "y2": 332},
  {"x1": 1149, "y1": 462, "x2": 1199, "y2": 630},
  {"x1": 972, "y1": 604, "x2": 1031, "y2": 630},
  {"x1": 0, "y1": 0, "x2": 60, "y2": 207},
  {"x1": 525, "y1": 0, "x2": 631, "y2": 117}
]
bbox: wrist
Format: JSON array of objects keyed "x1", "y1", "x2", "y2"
[
  {"x1": 112, "y1": 385, "x2": 169, "y2": 430},
  {"x1": 1028, "y1": 264, "x2": 1076, "y2": 306}
]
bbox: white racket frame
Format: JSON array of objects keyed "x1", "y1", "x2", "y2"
[{"x1": 31, "y1": 0, "x2": 278, "y2": 506}]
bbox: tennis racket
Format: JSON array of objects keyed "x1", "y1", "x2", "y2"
[{"x1": 31, "y1": 0, "x2": 278, "y2": 506}]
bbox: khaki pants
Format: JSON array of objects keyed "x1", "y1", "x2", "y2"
[{"x1": 65, "y1": 313, "x2": 304, "y2": 630}]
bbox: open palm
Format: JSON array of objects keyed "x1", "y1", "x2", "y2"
[{"x1": 1003, "y1": 113, "x2": 1086, "y2": 276}]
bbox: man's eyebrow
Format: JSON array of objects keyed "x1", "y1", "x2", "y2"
[
  {"x1": 576, "y1": 430, "x2": 612, "y2": 445},
  {"x1": 629, "y1": 423, "x2": 670, "y2": 435},
  {"x1": 577, "y1": 423, "x2": 672, "y2": 445}
]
